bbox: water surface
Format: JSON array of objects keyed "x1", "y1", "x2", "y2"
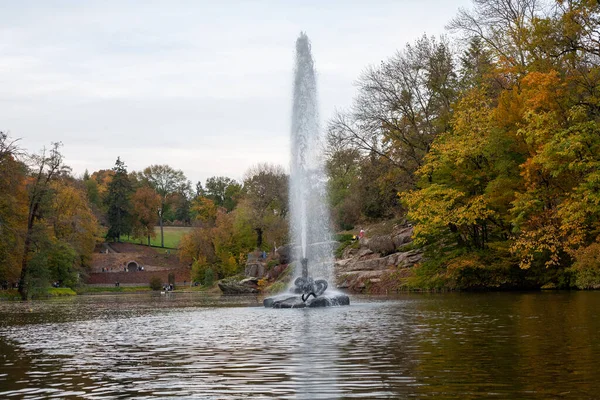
[{"x1": 1, "y1": 292, "x2": 599, "y2": 398}]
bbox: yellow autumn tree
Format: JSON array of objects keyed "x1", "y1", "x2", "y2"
[
  {"x1": 131, "y1": 186, "x2": 161, "y2": 246},
  {"x1": 403, "y1": 88, "x2": 509, "y2": 250}
]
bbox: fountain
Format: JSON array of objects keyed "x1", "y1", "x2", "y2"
[{"x1": 263, "y1": 33, "x2": 349, "y2": 308}]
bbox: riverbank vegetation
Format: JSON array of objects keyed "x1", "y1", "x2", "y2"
[
  {"x1": 0, "y1": 137, "x2": 101, "y2": 300},
  {"x1": 0, "y1": 133, "x2": 289, "y2": 297},
  {"x1": 326, "y1": 0, "x2": 600, "y2": 289}
]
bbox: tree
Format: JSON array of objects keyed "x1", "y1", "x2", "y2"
[
  {"x1": 191, "y1": 196, "x2": 218, "y2": 225},
  {"x1": 204, "y1": 176, "x2": 242, "y2": 211},
  {"x1": 327, "y1": 35, "x2": 458, "y2": 223},
  {"x1": 105, "y1": 157, "x2": 133, "y2": 243},
  {"x1": 448, "y1": 0, "x2": 543, "y2": 73},
  {"x1": 403, "y1": 87, "x2": 521, "y2": 249},
  {"x1": 131, "y1": 186, "x2": 161, "y2": 246},
  {"x1": 140, "y1": 165, "x2": 187, "y2": 247},
  {"x1": 19, "y1": 142, "x2": 70, "y2": 299},
  {"x1": 195, "y1": 181, "x2": 205, "y2": 198},
  {"x1": 179, "y1": 207, "x2": 255, "y2": 280},
  {"x1": 458, "y1": 37, "x2": 498, "y2": 91},
  {"x1": 325, "y1": 141, "x2": 362, "y2": 229},
  {"x1": 170, "y1": 180, "x2": 193, "y2": 225},
  {"x1": 50, "y1": 180, "x2": 100, "y2": 272},
  {"x1": 0, "y1": 132, "x2": 26, "y2": 286},
  {"x1": 400, "y1": 0, "x2": 600, "y2": 288},
  {"x1": 242, "y1": 163, "x2": 288, "y2": 248},
  {"x1": 0, "y1": 131, "x2": 21, "y2": 162}
]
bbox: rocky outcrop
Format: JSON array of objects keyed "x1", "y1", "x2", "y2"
[
  {"x1": 245, "y1": 262, "x2": 266, "y2": 278},
  {"x1": 391, "y1": 226, "x2": 413, "y2": 248},
  {"x1": 335, "y1": 225, "x2": 422, "y2": 292},
  {"x1": 366, "y1": 235, "x2": 395, "y2": 255},
  {"x1": 265, "y1": 264, "x2": 289, "y2": 280},
  {"x1": 218, "y1": 277, "x2": 259, "y2": 294},
  {"x1": 276, "y1": 245, "x2": 291, "y2": 264}
]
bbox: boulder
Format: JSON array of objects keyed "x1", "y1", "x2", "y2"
[
  {"x1": 218, "y1": 277, "x2": 259, "y2": 294},
  {"x1": 276, "y1": 245, "x2": 291, "y2": 264},
  {"x1": 367, "y1": 235, "x2": 395, "y2": 255},
  {"x1": 245, "y1": 262, "x2": 266, "y2": 278},
  {"x1": 396, "y1": 250, "x2": 423, "y2": 267},
  {"x1": 392, "y1": 227, "x2": 413, "y2": 248},
  {"x1": 356, "y1": 248, "x2": 375, "y2": 259}
]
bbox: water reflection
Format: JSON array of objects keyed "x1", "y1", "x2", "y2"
[
  {"x1": 292, "y1": 310, "x2": 340, "y2": 399},
  {"x1": 1, "y1": 292, "x2": 600, "y2": 398}
]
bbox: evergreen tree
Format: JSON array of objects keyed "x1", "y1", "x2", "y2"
[{"x1": 105, "y1": 157, "x2": 133, "y2": 242}]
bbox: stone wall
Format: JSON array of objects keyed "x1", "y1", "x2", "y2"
[{"x1": 86, "y1": 268, "x2": 191, "y2": 285}]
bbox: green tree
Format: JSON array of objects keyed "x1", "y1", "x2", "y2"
[
  {"x1": 105, "y1": 157, "x2": 133, "y2": 243},
  {"x1": 204, "y1": 176, "x2": 242, "y2": 211},
  {"x1": 242, "y1": 163, "x2": 288, "y2": 248},
  {"x1": 171, "y1": 181, "x2": 193, "y2": 225},
  {"x1": 140, "y1": 164, "x2": 187, "y2": 247},
  {"x1": 325, "y1": 143, "x2": 361, "y2": 230}
]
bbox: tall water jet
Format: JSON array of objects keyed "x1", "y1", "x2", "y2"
[{"x1": 264, "y1": 32, "x2": 349, "y2": 308}]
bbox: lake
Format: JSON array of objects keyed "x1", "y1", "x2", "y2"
[{"x1": 1, "y1": 291, "x2": 599, "y2": 399}]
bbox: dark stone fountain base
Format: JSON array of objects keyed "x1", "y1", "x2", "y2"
[{"x1": 263, "y1": 292, "x2": 350, "y2": 308}]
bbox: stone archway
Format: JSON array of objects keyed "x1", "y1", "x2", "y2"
[{"x1": 126, "y1": 260, "x2": 139, "y2": 271}]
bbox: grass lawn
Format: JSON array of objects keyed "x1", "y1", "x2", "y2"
[
  {"x1": 123, "y1": 226, "x2": 193, "y2": 249},
  {"x1": 48, "y1": 287, "x2": 77, "y2": 297},
  {"x1": 0, "y1": 290, "x2": 20, "y2": 300},
  {"x1": 1, "y1": 288, "x2": 77, "y2": 300},
  {"x1": 76, "y1": 286, "x2": 153, "y2": 294}
]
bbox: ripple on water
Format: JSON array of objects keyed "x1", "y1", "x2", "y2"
[{"x1": 1, "y1": 292, "x2": 600, "y2": 398}]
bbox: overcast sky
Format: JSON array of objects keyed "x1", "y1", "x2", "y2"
[{"x1": 1, "y1": 0, "x2": 472, "y2": 185}]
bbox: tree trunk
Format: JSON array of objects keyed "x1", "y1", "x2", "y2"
[
  {"x1": 18, "y1": 234, "x2": 32, "y2": 300},
  {"x1": 255, "y1": 228, "x2": 263, "y2": 248},
  {"x1": 19, "y1": 205, "x2": 38, "y2": 300},
  {"x1": 147, "y1": 234, "x2": 151, "y2": 246},
  {"x1": 160, "y1": 211, "x2": 164, "y2": 248}
]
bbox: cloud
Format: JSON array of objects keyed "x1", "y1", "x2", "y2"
[{"x1": 0, "y1": 0, "x2": 471, "y2": 184}]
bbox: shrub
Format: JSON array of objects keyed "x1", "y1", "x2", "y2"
[
  {"x1": 26, "y1": 251, "x2": 51, "y2": 299},
  {"x1": 335, "y1": 233, "x2": 355, "y2": 242},
  {"x1": 149, "y1": 276, "x2": 162, "y2": 291},
  {"x1": 203, "y1": 268, "x2": 215, "y2": 286},
  {"x1": 257, "y1": 278, "x2": 268, "y2": 292},
  {"x1": 572, "y1": 241, "x2": 600, "y2": 289}
]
